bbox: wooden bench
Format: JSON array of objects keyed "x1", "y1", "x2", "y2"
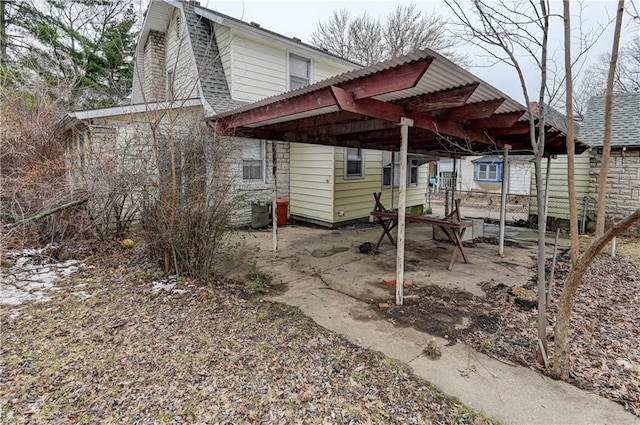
[{"x1": 370, "y1": 192, "x2": 472, "y2": 270}]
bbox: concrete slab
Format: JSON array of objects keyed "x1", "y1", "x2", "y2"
[{"x1": 238, "y1": 223, "x2": 639, "y2": 425}]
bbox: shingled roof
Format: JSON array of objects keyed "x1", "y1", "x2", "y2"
[
  {"x1": 579, "y1": 93, "x2": 640, "y2": 148},
  {"x1": 181, "y1": 2, "x2": 243, "y2": 114}
]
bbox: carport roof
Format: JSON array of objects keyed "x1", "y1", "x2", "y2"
[{"x1": 207, "y1": 49, "x2": 586, "y2": 157}]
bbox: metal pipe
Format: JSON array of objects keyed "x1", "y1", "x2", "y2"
[{"x1": 499, "y1": 144, "x2": 511, "y2": 256}]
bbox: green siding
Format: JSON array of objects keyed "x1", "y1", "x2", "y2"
[
  {"x1": 530, "y1": 151, "x2": 591, "y2": 219},
  {"x1": 289, "y1": 143, "x2": 334, "y2": 222},
  {"x1": 334, "y1": 149, "x2": 428, "y2": 223}
]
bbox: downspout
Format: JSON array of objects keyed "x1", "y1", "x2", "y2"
[{"x1": 499, "y1": 144, "x2": 511, "y2": 256}]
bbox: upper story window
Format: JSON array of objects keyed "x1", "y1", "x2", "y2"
[
  {"x1": 242, "y1": 139, "x2": 265, "y2": 181},
  {"x1": 344, "y1": 147, "x2": 365, "y2": 179},
  {"x1": 474, "y1": 161, "x2": 502, "y2": 182},
  {"x1": 382, "y1": 151, "x2": 419, "y2": 187},
  {"x1": 288, "y1": 53, "x2": 311, "y2": 90}
]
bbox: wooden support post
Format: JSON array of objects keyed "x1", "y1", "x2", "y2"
[
  {"x1": 396, "y1": 117, "x2": 413, "y2": 305},
  {"x1": 272, "y1": 141, "x2": 278, "y2": 254},
  {"x1": 498, "y1": 144, "x2": 511, "y2": 256}
]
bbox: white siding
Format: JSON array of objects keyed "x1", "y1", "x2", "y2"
[
  {"x1": 166, "y1": 9, "x2": 199, "y2": 100},
  {"x1": 456, "y1": 156, "x2": 532, "y2": 195},
  {"x1": 213, "y1": 24, "x2": 233, "y2": 94},
  {"x1": 312, "y1": 57, "x2": 354, "y2": 83},
  {"x1": 289, "y1": 143, "x2": 334, "y2": 222},
  {"x1": 228, "y1": 31, "x2": 287, "y2": 102},
  {"x1": 225, "y1": 31, "x2": 356, "y2": 102}
]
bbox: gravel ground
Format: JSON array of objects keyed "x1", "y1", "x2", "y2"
[{"x1": 1, "y1": 246, "x2": 496, "y2": 424}]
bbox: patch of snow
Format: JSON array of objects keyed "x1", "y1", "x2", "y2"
[
  {"x1": 151, "y1": 277, "x2": 189, "y2": 295},
  {"x1": 72, "y1": 290, "x2": 92, "y2": 300},
  {"x1": 1, "y1": 249, "x2": 83, "y2": 306}
]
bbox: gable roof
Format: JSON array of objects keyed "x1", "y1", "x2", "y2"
[
  {"x1": 579, "y1": 93, "x2": 640, "y2": 148},
  {"x1": 135, "y1": 0, "x2": 359, "y2": 115}
]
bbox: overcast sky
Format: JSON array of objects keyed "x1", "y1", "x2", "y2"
[{"x1": 201, "y1": 0, "x2": 639, "y2": 105}]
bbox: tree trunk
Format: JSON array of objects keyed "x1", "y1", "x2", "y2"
[
  {"x1": 552, "y1": 208, "x2": 640, "y2": 378},
  {"x1": 595, "y1": 0, "x2": 625, "y2": 237},
  {"x1": 534, "y1": 0, "x2": 550, "y2": 364},
  {"x1": 563, "y1": 0, "x2": 579, "y2": 263}
]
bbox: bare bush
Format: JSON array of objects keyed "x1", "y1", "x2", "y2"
[{"x1": 139, "y1": 109, "x2": 246, "y2": 283}]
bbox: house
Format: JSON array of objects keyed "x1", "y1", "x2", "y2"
[
  {"x1": 580, "y1": 93, "x2": 640, "y2": 231},
  {"x1": 63, "y1": 0, "x2": 434, "y2": 227},
  {"x1": 434, "y1": 155, "x2": 533, "y2": 195},
  {"x1": 528, "y1": 94, "x2": 640, "y2": 232}
]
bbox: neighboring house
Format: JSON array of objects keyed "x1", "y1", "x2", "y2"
[
  {"x1": 580, "y1": 93, "x2": 640, "y2": 230},
  {"x1": 63, "y1": 0, "x2": 432, "y2": 227},
  {"x1": 434, "y1": 156, "x2": 532, "y2": 195},
  {"x1": 529, "y1": 94, "x2": 640, "y2": 233}
]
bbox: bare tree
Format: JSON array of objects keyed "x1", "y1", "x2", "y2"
[
  {"x1": 310, "y1": 4, "x2": 465, "y2": 65},
  {"x1": 595, "y1": 2, "x2": 626, "y2": 238},
  {"x1": 563, "y1": 1, "x2": 579, "y2": 262},
  {"x1": 446, "y1": 0, "x2": 552, "y2": 364},
  {"x1": 574, "y1": 35, "x2": 640, "y2": 115},
  {"x1": 551, "y1": 0, "x2": 637, "y2": 379}
]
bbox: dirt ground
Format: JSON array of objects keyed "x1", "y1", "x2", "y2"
[{"x1": 238, "y1": 221, "x2": 640, "y2": 416}]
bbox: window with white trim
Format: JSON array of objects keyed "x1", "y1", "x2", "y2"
[
  {"x1": 344, "y1": 147, "x2": 365, "y2": 178},
  {"x1": 474, "y1": 162, "x2": 502, "y2": 182},
  {"x1": 382, "y1": 151, "x2": 419, "y2": 187},
  {"x1": 288, "y1": 53, "x2": 310, "y2": 90},
  {"x1": 242, "y1": 140, "x2": 265, "y2": 181}
]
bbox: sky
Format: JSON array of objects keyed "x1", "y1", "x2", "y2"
[{"x1": 200, "y1": 0, "x2": 639, "y2": 105}]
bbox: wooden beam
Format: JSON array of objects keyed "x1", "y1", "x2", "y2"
[
  {"x1": 468, "y1": 111, "x2": 525, "y2": 130},
  {"x1": 216, "y1": 87, "x2": 338, "y2": 129},
  {"x1": 341, "y1": 57, "x2": 433, "y2": 100},
  {"x1": 215, "y1": 58, "x2": 432, "y2": 129},
  {"x1": 330, "y1": 86, "x2": 404, "y2": 122},
  {"x1": 397, "y1": 83, "x2": 479, "y2": 113},
  {"x1": 410, "y1": 111, "x2": 499, "y2": 147},
  {"x1": 303, "y1": 119, "x2": 397, "y2": 138},
  {"x1": 441, "y1": 99, "x2": 505, "y2": 121},
  {"x1": 489, "y1": 122, "x2": 532, "y2": 136},
  {"x1": 260, "y1": 111, "x2": 361, "y2": 133}
]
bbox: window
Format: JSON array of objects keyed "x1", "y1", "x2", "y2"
[
  {"x1": 344, "y1": 147, "x2": 365, "y2": 178},
  {"x1": 242, "y1": 140, "x2": 265, "y2": 181},
  {"x1": 382, "y1": 151, "x2": 419, "y2": 187},
  {"x1": 166, "y1": 69, "x2": 174, "y2": 100},
  {"x1": 288, "y1": 53, "x2": 310, "y2": 90},
  {"x1": 474, "y1": 162, "x2": 502, "y2": 182}
]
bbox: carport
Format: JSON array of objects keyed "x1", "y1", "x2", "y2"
[{"x1": 207, "y1": 49, "x2": 585, "y2": 305}]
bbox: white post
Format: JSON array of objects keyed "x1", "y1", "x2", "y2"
[
  {"x1": 272, "y1": 141, "x2": 278, "y2": 254},
  {"x1": 391, "y1": 151, "x2": 395, "y2": 210},
  {"x1": 396, "y1": 117, "x2": 413, "y2": 305},
  {"x1": 498, "y1": 144, "x2": 511, "y2": 256}
]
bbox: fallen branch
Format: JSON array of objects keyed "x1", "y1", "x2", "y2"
[{"x1": 4, "y1": 197, "x2": 90, "y2": 230}]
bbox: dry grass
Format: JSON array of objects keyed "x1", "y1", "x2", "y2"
[{"x1": 1, "y1": 245, "x2": 496, "y2": 424}]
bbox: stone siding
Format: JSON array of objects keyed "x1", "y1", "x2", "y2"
[
  {"x1": 143, "y1": 31, "x2": 166, "y2": 102},
  {"x1": 590, "y1": 147, "x2": 640, "y2": 234}
]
